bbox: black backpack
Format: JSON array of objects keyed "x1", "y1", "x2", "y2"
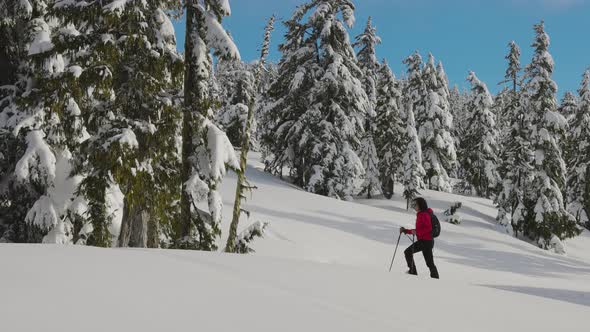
[{"x1": 430, "y1": 212, "x2": 441, "y2": 238}]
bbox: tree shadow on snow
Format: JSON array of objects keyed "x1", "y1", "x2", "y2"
[
  {"x1": 250, "y1": 205, "x2": 402, "y2": 246},
  {"x1": 439, "y1": 237, "x2": 590, "y2": 278},
  {"x1": 480, "y1": 285, "x2": 590, "y2": 307}
]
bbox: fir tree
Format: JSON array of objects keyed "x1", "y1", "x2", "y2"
[
  {"x1": 461, "y1": 72, "x2": 500, "y2": 198},
  {"x1": 37, "y1": 0, "x2": 186, "y2": 248},
  {"x1": 419, "y1": 54, "x2": 457, "y2": 192},
  {"x1": 358, "y1": 124, "x2": 380, "y2": 198},
  {"x1": 566, "y1": 70, "x2": 590, "y2": 230},
  {"x1": 495, "y1": 40, "x2": 533, "y2": 236},
  {"x1": 374, "y1": 60, "x2": 404, "y2": 199},
  {"x1": 225, "y1": 15, "x2": 275, "y2": 253},
  {"x1": 0, "y1": 0, "x2": 88, "y2": 244},
  {"x1": 521, "y1": 21, "x2": 580, "y2": 248},
  {"x1": 262, "y1": 0, "x2": 370, "y2": 200},
  {"x1": 353, "y1": 16, "x2": 381, "y2": 113},
  {"x1": 0, "y1": 0, "x2": 40, "y2": 242},
  {"x1": 214, "y1": 59, "x2": 256, "y2": 147},
  {"x1": 179, "y1": 0, "x2": 240, "y2": 250},
  {"x1": 354, "y1": 17, "x2": 382, "y2": 198},
  {"x1": 401, "y1": 52, "x2": 426, "y2": 208},
  {"x1": 558, "y1": 91, "x2": 577, "y2": 120}
]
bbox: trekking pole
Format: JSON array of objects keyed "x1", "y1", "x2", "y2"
[
  {"x1": 388, "y1": 232, "x2": 403, "y2": 272},
  {"x1": 410, "y1": 233, "x2": 417, "y2": 274}
]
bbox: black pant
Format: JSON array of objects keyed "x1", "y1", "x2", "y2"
[{"x1": 404, "y1": 240, "x2": 439, "y2": 279}]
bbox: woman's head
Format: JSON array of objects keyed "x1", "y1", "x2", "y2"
[{"x1": 413, "y1": 197, "x2": 428, "y2": 212}]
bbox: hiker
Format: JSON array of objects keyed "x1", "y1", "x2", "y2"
[{"x1": 400, "y1": 197, "x2": 440, "y2": 279}]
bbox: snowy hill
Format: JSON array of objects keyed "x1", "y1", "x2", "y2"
[{"x1": 2, "y1": 152, "x2": 590, "y2": 332}]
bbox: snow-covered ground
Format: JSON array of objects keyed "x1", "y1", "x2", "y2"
[{"x1": 2, "y1": 152, "x2": 589, "y2": 331}]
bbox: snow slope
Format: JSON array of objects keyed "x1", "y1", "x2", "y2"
[{"x1": 2, "y1": 152, "x2": 589, "y2": 331}]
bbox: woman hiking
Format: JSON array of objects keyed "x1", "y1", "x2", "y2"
[{"x1": 400, "y1": 197, "x2": 440, "y2": 279}]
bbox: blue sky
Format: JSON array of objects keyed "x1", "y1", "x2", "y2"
[{"x1": 173, "y1": 0, "x2": 590, "y2": 98}]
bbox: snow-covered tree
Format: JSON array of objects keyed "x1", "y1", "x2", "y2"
[
  {"x1": 358, "y1": 126, "x2": 380, "y2": 198},
  {"x1": 502, "y1": 41, "x2": 522, "y2": 93},
  {"x1": 225, "y1": 15, "x2": 275, "y2": 253},
  {"x1": 521, "y1": 21, "x2": 580, "y2": 247},
  {"x1": 353, "y1": 16, "x2": 381, "y2": 112},
  {"x1": 214, "y1": 60, "x2": 256, "y2": 147},
  {"x1": 374, "y1": 60, "x2": 404, "y2": 199},
  {"x1": 262, "y1": 0, "x2": 370, "y2": 200},
  {"x1": 401, "y1": 52, "x2": 426, "y2": 208},
  {"x1": 0, "y1": 0, "x2": 90, "y2": 244},
  {"x1": 179, "y1": 0, "x2": 240, "y2": 250},
  {"x1": 566, "y1": 70, "x2": 590, "y2": 230},
  {"x1": 0, "y1": 0, "x2": 40, "y2": 242},
  {"x1": 354, "y1": 17, "x2": 381, "y2": 198},
  {"x1": 496, "y1": 41, "x2": 523, "y2": 143},
  {"x1": 418, "y1": 54, "x2": 457, "y2": 192},
  {"x1": 34, "y1": 0, "x2": 186, "y2": 248},
  {"x1": 558, "y1": 91, "x2": 577, "y2": 120},
  {"x1": 495, "y1": 39, "x2": 534, "y2": 236},
  {"x1": 461, "y1": 72, "x2": 500, "y2": 198}
]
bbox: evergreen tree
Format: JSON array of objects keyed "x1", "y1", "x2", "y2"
[
  {"x1": 558, "y1": 91, "x2": 577, "y2": 120},
  {"x1": 502, "y1": 41, "x2": 522, "y2": 93},
  {"x1": 495, "y1": 40, "x2": 533, "y2": 236},
  {"x1": 358, "y1": 125, "x2": 380, "y2": 198},
  {"x1": 419, "y1": 54, "x2": 457, "y2": 192},
  {"x1": 225, "y1": 15, "x2": 275, "y2": 253},
  {"x1": 497, "y1": 41, "x2": 522, "y2": 137},
  {"x1": 354, "y1": 17, "x2": 382, "y2": 198},
  {"x1": 521, "y1": 21, "x2": 580, "y2": 248},
  {"x1": 401, "y1": 52, "x2": 426, "y2": 208},
  {"x1": 353, "y1": 16, "x2": 381, "y2": 112},
  {"x1": 36, "y1": 1, "x2": 185, "y2": 248},
  {"x1": 566, "y1": 70, "x2": 590, "y2": 230},
  {"x1": 179, "y1": 0, "x2": 240, "y2": 249},
  {"x1": 214, "y1": 59, "x2": 256, "y2": 147},
  {"x1": 448, "y1": 85, "x2": 469, "y2": 182},
  {"x1": 0, "y1": 0, "x2": 88, "y2": 244},
  {"x1": 262, "y1": 0, "x2": 370, "y2": 200},
  {"x1": 374, "y1": 60, "x2": 404, "y2": 199},
  {"x1": 0, "y1": 0, "x2": 41, "y2": 242},
  {"x1": 461, "y1": 72, "x2": 500, "y2": 198}
]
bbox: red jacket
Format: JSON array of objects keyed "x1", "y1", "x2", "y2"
[{"x1": 404, "y1": 208, "x2": 433, "y2": 241}]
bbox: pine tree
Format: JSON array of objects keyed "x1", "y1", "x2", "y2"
[
  {"x1": 401, "y1": 52, "x2": 426, "y2": 208},
  {"x1": 521, "y1": 21, "x2": 580, "y2": 248},
  {"x1": 374, "y1": 60, "x2": 404, "y2": 199},
  {"x1": 179, "y1": 0, "x2": 240, "y2": 250},
  {"x1": 461, "y1": 72, "x2": 500, "y2": 198},
  {"x1": 262, "y1": 0, "x2": 370, "y2": 200},
  {"x1": 566, "y1": 70, "x2": 590, "y2": 230},
  {"x1": 418, "y1": 54, "x2": 457, "y2": 192}
]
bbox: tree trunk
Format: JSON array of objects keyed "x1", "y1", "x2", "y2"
[
  {"x1": 128, "y1": 208, "x2": 149, "y2": 248},
  {"x1": 119, "y1": 198, "x2": 152, "y2": 248},
  {"x1": 178, "y1": 1, "x2": 200, "y2": 242},
  {"x1": 117, "y1": 199, "x2": 132, "y2": 247}
]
